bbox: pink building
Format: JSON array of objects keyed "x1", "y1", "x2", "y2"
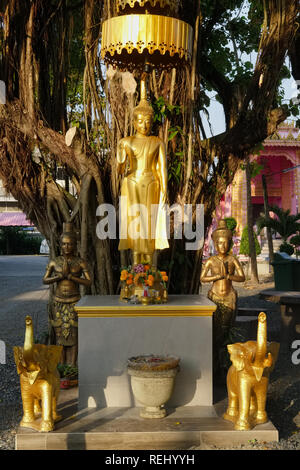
[{"x1": 204, "y1": 121, "x2": 300, "y2": 257}]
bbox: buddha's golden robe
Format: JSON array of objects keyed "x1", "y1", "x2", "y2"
[{"x1": 118, "y1": 134, "x2": 169, "y2": 254}]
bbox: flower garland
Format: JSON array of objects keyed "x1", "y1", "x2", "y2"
[{"x1": 120, "y1": 264, "x2": 168, "y2": 289}]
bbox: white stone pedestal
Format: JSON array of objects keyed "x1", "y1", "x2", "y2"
[{"x1": 75, "y1": 295, "x2": 216, "y2": 410}]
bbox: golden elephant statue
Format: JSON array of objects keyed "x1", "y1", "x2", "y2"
[
  {"x1": 223, "y1": 312, "x2": 279, "y2": 430},
  {"x1": 14, "y1": 316, "x2": 63, "y2": 432}
]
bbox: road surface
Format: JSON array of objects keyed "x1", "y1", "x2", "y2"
[{"x1": 0, "y1": 255, "x2": 50, "y2": 347}]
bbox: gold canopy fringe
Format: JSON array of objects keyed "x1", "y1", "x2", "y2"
[
  {"x1": 101, "y1": 14, "x2": 193, "y2": 71},
  {"x1": 116, "y1": 0, "x2": 179, "y2": 14}
]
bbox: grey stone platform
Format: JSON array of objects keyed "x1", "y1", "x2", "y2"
[
  {"x1": 76, "y1": 295, "x2": 216, "y2": 409},
  {"x1": 15, "y1": 387, "x2": 278, "y2": 450}
]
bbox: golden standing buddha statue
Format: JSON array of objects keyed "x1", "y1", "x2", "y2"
[
  {"x1": 200, "y1": 219, "x2": 245, "y2": 376},
  {"x1": 43, "y1": 223, "x2": 91, "y2": 366},
  {"x1": 117, "y1": 78, "x2": 169, "y2": 268}
]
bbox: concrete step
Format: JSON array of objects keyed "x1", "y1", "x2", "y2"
[{"x1": 15, "y1": 388, "x2": 278, "y2": 450}]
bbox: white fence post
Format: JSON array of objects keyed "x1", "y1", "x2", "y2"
[
  {"x1": 0, "y1": 340, "x2": 5, "y2": 364},
  {"x1": 0, "y1": 81, "x2": 6, "y2": 105}
]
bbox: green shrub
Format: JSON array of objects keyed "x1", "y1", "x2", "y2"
[
  {"x1": 0, "y1": 227, "x2": 42, "y2": 255},
  {"x1": 239, "y1": 226, "x2": 261, "y2": 256},
  {"x1": 223, "y1": 217, "x2": 237, "y2": 251},
  {"x1": 290, "y1": 235, "x2": 300, "y2": 249},
  {"x1": 224, "y1": 217, "x2": 237, "y2": 234}
]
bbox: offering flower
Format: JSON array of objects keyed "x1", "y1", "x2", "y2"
[
  {"x1": 134, "y1": 264, "x2": 145, "y2": 273},
  {"x1": 120, "y1": 265, "x2": 169, "y2": 303},
  {"x1": 120, "y1": 269, "x2": 128, "y2": 281},
  {"x1": 146, "y1": 277, "x2": 154, "y2": 287}
]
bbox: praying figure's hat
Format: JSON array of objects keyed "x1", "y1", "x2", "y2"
[{"x1": 212, "y1": 219, "x2": 232, "y2": 242}]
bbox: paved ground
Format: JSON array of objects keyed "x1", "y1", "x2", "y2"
[
  {"x1": 0, "y1": 256, "x2": 49, "y2": 450},
  {"x1": 0, "y1": 255, "x2": 49, "y2": 347},
  {"x1": 0, "y1": 258, "x2": 299, "y2": 450}
]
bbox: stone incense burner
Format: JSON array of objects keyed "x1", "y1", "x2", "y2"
[{"x1": 127, "y1": 354, "x2": 180, "y2": 418}]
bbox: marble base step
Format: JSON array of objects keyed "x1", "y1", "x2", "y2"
[{"x1": 15, "y1": 388, "x2": 278, "y2": 450}]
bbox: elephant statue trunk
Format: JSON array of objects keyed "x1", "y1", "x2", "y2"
[
  {"x1": 254, "y1": 312, "x2": 267, "y2": 361},
  {"x1": 251, "y1": 312, "x2": 272, "y2": 382},
  {"x1": 223, "y1": 312, "x2": 279, "y2": 431},
  {"x1": 23, "y1": 316, "x2": 35, "y2": 366}
]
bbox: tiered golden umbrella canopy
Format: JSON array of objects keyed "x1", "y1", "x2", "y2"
[{"x1": 101, "y1": 0, "x2": 193, "y2": 71}]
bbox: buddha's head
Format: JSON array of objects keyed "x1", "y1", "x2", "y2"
[
  {"x1": 60, "y1": 222, "x2": 77, "y2": 256},
  {"x1": 133, "y1": 77, "x2": 154, "y2": 136},
  {"x1": 133, "y1": 108, "x2": 154, "y2": 136},
  {"x1": 212, "y1": 220, "x2": 232, "y2": 255}
]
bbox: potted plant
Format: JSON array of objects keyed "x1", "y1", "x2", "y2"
[
  {"x1": 127, "y1": 354, "x2": 180, "y2": 418},
  {"x1": 57, "y1": 364, "x2": 78, "y2": 389}
]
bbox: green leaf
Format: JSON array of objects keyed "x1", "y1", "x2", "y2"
[{"x1": 168, "y1": 130, "x2": 178, "y2": 141}]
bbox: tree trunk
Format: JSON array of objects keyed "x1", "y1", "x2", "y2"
[
  {"x1": 262, "y1": 174, "x2": 274, "y2": 267},
  {"x1": 245, "y1": 157, "x2": 259, "y2": 284}
]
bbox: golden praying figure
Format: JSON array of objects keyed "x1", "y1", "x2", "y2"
[
  {"x1": 43, "y1": 222, "x2": 91, "y2": 366},
  {"x1": 200, "y1": 219, "x2": 245, "y2": 375},
  {"x1": 117, "y1": 78, "x2": 169, "y2": 267}
]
